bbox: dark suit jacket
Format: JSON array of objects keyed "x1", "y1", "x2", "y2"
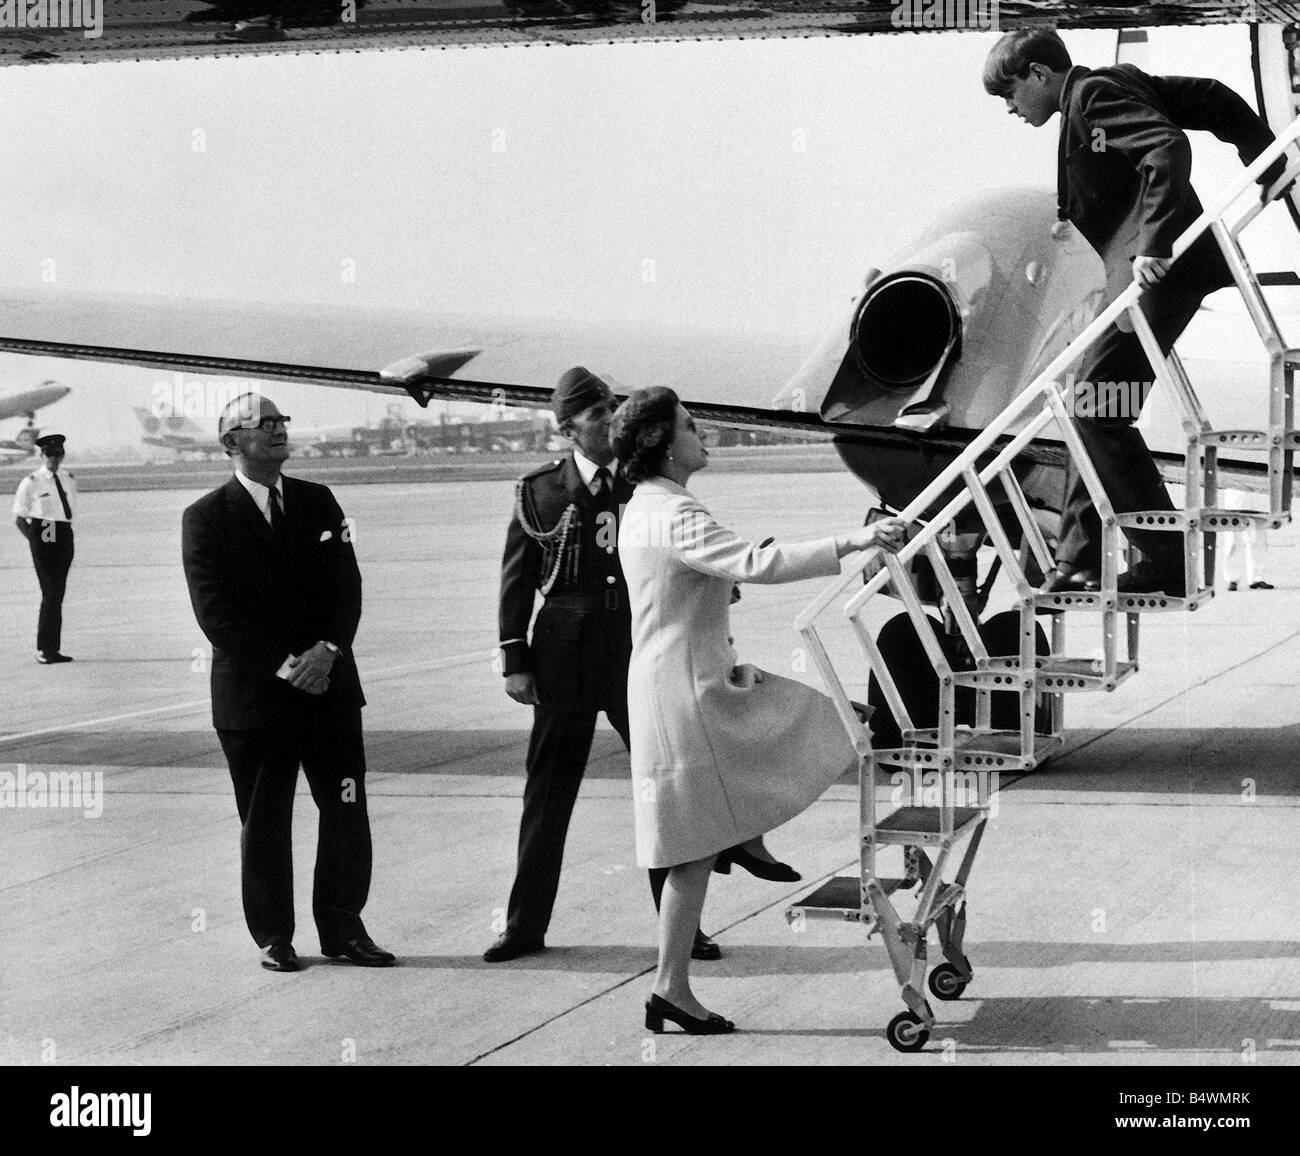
[
  {"x1": 182, "y1": 475, "x2": 364, "y2": 730},
  {"x1": 498, "y1": 454, "x2": 633, "y2": 713},
  {"x1": 1058, "y1": 64, "x2": 1282, "y2": 287}
]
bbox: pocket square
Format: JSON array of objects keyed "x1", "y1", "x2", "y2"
[{"x1": 319, "y1": 530, "x2": 333, "y2": 542}]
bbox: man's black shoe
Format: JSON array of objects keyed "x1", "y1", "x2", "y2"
[
  {"x1": 483, "y1": 932, "x2": 545, "y2": 962},
  {"x1": 692, "y1": 931, "x2": 722, "y2": 961},
  {"x1": 1117, "y1": 562, "x2": 1184, "y2": 597},
  {"x1": 321, "y1": 936, "x2": 397, "y2": 967},
  {"x1": 36, "y1": 652, "x2": 73, "y2": 664},
  {"x1": 1037, "y1": 565, "x2": 1099, "y2": 594},
  {"x1": 1250, "y1": 580, "x2": 1275, "y2": 590},
  {"x1": 260, "y1": 944, "x2": 300, "y2": 972}
]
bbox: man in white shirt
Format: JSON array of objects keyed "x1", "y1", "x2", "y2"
[{"x1": 12, "y1": 433, "x2": 77, "y2": 663}]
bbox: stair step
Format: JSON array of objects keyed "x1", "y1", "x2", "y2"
[
  {"x1": 1034, "y1": 588, "x2": 1215, "y2": 613},
  {"x1": 1197, "y1": 428, "x2": 1300, "y2": 449},
  {"x1": 875, "y1": 729, "x2": 1061, "y2": 771},
  {"x1": 872, "y1": 805, "x2": 986, "y2": 845},
  {"x1": 784, "y1": 875, "x2": 913, "y2": 923},
  {"x1": 951, "y1": 656, "x2": 1138, "y2": 691},
  {"x1": 1117, "y1": 509, "x2": 1289, "y2": 531}
]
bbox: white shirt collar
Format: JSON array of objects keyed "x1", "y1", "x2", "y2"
[
  {"x1": 572, "y1": 450, "x2": 618, "y2": 491},
  {"x1": 234, "y1": 470, "x2": 284, "y2": 522}
]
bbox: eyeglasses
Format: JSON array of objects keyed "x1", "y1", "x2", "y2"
[{"x1": 227, "y1": 416, "x2": 292, "y2": 432}]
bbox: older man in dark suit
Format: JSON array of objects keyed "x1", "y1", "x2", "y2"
[
  {"x1": 181, "y1": 392, "x2": 394, "y2": 972},
  {"x1": 984, "y1": 29, "x2": 1285, "y2": 597}
]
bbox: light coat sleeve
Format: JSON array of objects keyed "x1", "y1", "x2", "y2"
[{"x1": 668, "y1": 496, "x2": 841, "y2": 584}]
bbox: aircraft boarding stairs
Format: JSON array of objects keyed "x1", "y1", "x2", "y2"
[{"x1": 785, "y1": 119, "x2": 1300, "y2": 1052}]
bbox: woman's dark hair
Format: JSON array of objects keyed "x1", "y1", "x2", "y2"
[
  {"x1": 982, "y1": 29, "x2": 1071, "y2": 97},
  {"x1": 610, "y1": 386, "x2": 679, "y2": 484}
]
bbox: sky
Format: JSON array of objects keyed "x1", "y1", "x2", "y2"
[{"x1": 0, "y1": 23, "x2": 1290, "y2": 453}]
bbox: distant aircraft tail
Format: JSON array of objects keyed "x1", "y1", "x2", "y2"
[
  {"x1": 134, "y1": 404, "x2": 208, "y2": 438},
  {"x1": 132, "y1": 406, "x2": 162, "y2": 435}
]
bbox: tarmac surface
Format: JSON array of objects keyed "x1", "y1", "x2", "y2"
[{"x1": 1, "y1": 457, "x2": 1297, "y2": 1067}]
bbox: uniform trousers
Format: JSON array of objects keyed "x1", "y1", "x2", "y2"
[
  {"x1": 506, "y1": 698, "x2": 670, "y2": 937},
  {"x1": 217, "y1": 705, "x2": 372, "y2": 948},
  {"x1": 1057, "y1": 267, "x2": 1212, "y2": 576},
  {"x1": 27, "y1": 522, "x2": 74, "y2": 655}
]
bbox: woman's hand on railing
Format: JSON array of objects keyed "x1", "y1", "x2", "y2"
[{"x1": 836, "y1": 516, "x2": 911, "y2": 558}]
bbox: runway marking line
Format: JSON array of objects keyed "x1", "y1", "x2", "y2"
[{"x1": 0, "y1": 649, "x2": 496, "y2": 745}]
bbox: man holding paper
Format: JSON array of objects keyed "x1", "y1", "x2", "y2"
[{"x1": 181, "y1": 392, "x2": 394, "y2": 972}]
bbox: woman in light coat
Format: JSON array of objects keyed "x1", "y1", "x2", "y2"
[{"x1": 611, "y1": 387, "x2": 909, "y2": 1034}]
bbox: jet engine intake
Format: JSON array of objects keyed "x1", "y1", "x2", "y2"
[{"x1": 822, "y1": 271, "x2": 962, "y2": 433}]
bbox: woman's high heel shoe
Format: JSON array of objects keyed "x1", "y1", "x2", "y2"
[
  {"x1": 644, "y1": 993, "x2": 735, "y2": 1035},
  {"x1": 713, "y1": 845, "x2": 801, "y2": 883}
]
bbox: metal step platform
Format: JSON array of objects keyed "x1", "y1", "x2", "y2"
[
  {"x1": 874, "y1": 728, "x2": 1061, "y2": 771},
  {"x1": 1033, "y1": 588, "x2": 1215, "y2": 613},
  {"x1": 873, "y1": 805, "x2": 986, "y2": 846},
  {"x1": 784, "y1": 874, "x2": 914, "y2": 924},
  {"x1": 1196, "y1": 428, "x2": 1300, "y2": 451},
  {"x1": 951, "y1": 655, "x2": 1138, "y2": 692},
  {"x1": 1118, "y1": 508, "x2": 1291, "y2": 531}
]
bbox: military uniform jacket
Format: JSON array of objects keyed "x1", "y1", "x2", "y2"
[
  {"x1": 498, "y1": 453, "x2": 633, "y2": 713},
  {"x1": 1057, "y1": 64, "x2": 1282, "y2": 293},
  {"x1": 181, "y1": 475, "x2": 365, "y2": 731}
]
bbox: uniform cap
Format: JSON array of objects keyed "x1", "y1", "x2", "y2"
[
  {"x1": 551, "y1": 367, "x2": 614, "y2": 425},
  {"x1": 35, "y1": 434, "x2": 66, "y2": 451}
]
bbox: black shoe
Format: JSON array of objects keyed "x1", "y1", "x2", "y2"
[
  {"x1": 1227, "y1": 580, "x2": 1239, "y2": 591},
  {"x1": 36, "y1": 652, "x2": 73, "y2": 664},
  {"x1": 714, "y1": 845, "x2": 801, "y2": 883},
  {"x1": 644, "y1": 992, "x2": 735, "y2": 1035},
  {"x1": 1117, "y1": 561, "x2": 1184, "y2": 597},
  {"x1": 1037, "y1": 565, "x2": 1099, "y2": 594},
  {"x1": 691, "y1": 930, "x2": 722, "y2": 961},
  {"x1": 482, "y1": 932, "x2": 545, "y2": 962},
  {"x1": 1250, "y1": 580, "x2": 1274, "y2": 590},
  {"x1": 321, "y1": 935, "x2": 397, "y2": 967},
  {"x1": 260, "y1": 944, "x2": 300, "y2": 972}
]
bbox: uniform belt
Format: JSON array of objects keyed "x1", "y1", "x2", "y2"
[{"x1": 545, "y1": 591, "x2": 623, "y2": 611}]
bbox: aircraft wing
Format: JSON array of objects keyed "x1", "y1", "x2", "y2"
[
  {"x1": 0, "y1": 1, "x2": 1270, "y2": 66},
  {"x1": 0, "y1": 288, "x2": 840, "y2": 425},
  {"x1": 1, "y1": 283, "x2": 1282, "y2": 496},
  {"x1": 0, "y1": 288, "x2": 1087, "y2": 472}
]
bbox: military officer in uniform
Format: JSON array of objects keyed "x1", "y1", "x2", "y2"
[
  {"x1": 485, "y1": 367, "x2": 719, "y2": 963},
  {"x1": 12, "y1": 433, "x2": 77, "y2": 664}
]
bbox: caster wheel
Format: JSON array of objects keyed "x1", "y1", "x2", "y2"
[
  {"x1": 928, "y1": 962, "x2": 969, "y2": 1001},
  {"x1": 885, "y1": 1010, "x2": 930, "y2": 1053}
]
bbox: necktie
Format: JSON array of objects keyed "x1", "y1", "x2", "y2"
[
  {"x1": 593, "y1": 466, "x2": 612, "y2": 508},
  {"x1": 52, "y1": 473, "x2": 72, "y2": 521},
  {"x1": 268, "y1": 486, "x2": 284, "y2": 533}
]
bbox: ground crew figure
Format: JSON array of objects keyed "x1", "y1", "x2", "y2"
[{"x1": 13, "y1": 433, "x2": 76, "y2": 664}]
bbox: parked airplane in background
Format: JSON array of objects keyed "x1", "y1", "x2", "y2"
[
  {"x1": 0, "y1": 381, "x2": 70, "y2": 462},
  {"x1": 132, "y1": 397, "x2": 560, "y2": 458},
  {"x1": 132, "y1": 405, "x2": 221, "y2": 460}
]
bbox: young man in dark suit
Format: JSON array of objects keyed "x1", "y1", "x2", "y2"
[
  {"x1": 984, "y1": 29, "x2": 1285, "y2": 596},
  {"x1": 486, "y1": 367, "x2": 720, "y2": 963},
  {"x1": 181, "y1": 392, "x2": 394, "y2": 972}
]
